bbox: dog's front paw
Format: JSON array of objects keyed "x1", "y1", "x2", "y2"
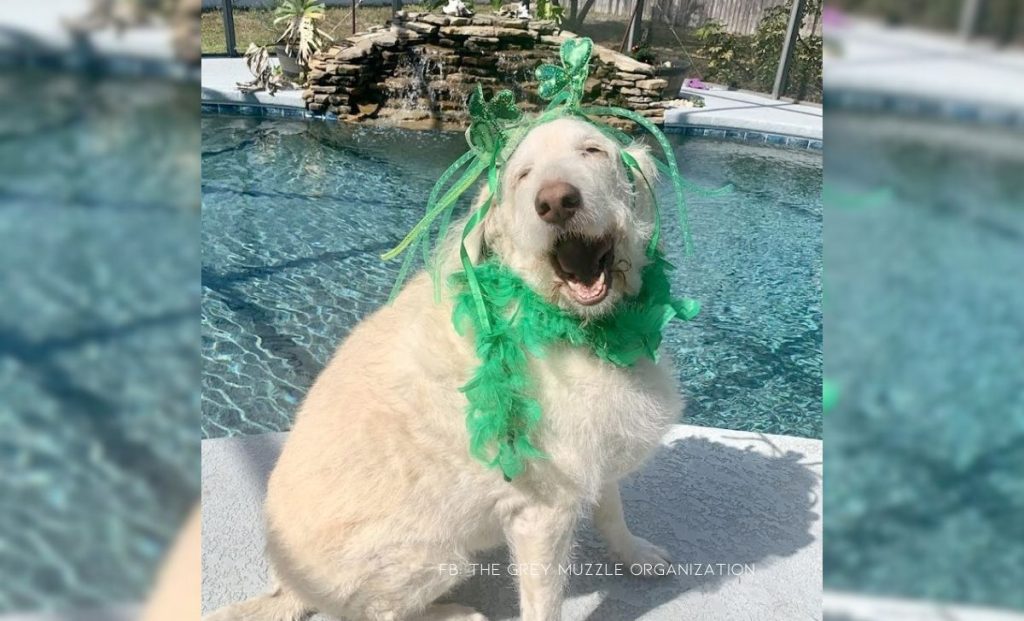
[{"x1": 612, "y1": 535, "x2": 672, "y2": 577}]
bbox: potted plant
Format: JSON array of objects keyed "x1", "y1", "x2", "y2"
[
  {"x1": 238, "y1": 43, "x2": 288, "y2": 94},
  {"x1": 273, "y1": 0, "x2": 332, "y2": 80},
  {"x1": 655, "y1": 60, "x2": 689, "y2": 97}
]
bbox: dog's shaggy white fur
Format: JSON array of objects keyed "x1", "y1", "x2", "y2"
[{"x1": 205, "y1": 118, "x2": 683, "y2": 621}]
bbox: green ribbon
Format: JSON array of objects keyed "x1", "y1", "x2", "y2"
[
  {"x1": 581, "y1": 105, "x2": 697, "y2": 254},
  {"x1": 384, "y1": 84, "x2": 521, "y2": 308}
]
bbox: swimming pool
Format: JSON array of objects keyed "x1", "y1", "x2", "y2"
[
  {"x1": 824, "y1": 114, "x2": 1024, "y2": 609},
  {"x1": 201, "y1": 116, "x2": 822, "y2": 440},
  {"x1": 0, "y1": 70, "x2": 198, "y2": 611}
]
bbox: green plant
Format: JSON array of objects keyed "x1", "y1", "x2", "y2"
[
  {"x1": 749, "y1": 4, "x2": 788, "y2": 87},
  {"x1": 750, "y1": 0, "x2": 822, "y2": 99},
  {"x1": 692, "y1": 0, "x2": 822, "y2": 100},
  {"x1": 693, "y1": 20, "x2": 750, "y2": 88},
  {"x1": 273, "y1": 0, "x2": 332, "y2": 70},
  {"x1": 630, "y1": 45, "x2": 655, "y2": 64},
  {"x1": 536, "y1": 0, "x2": 565, "y2": 24},
  {"x1": 793, "y1": 31, "x2": 822, "y2": 100},
  {"x1": 238, "y1": 43, "x2": 288, "y2": 95}
]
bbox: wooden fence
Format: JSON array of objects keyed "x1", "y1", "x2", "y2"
[{"x1": 585, "y1": 0, "x2": 818, "y2": 35}]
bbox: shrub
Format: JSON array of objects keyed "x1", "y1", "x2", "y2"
[
  {"x1": 693, "y1": 20, "x2": 752, "y2": 89},
  {"x1": 630, "y1": 44, "x2": 656, "y2": 65},
  {"x1": 693, "y1": 0, "x2": 822, "y2": 101},
  {"x1": 750, "y1": 0, "x2": 822, "y2": 100}
]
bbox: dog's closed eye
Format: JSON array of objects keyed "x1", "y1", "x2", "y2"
[
  {"x1": 516, "y1": 167, "x2": 532, "y2": 183},
  {"x1": 582, "y1": 145, "x2": 607, "y2": 157}
]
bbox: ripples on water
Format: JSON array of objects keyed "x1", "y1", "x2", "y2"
[
  {"x1": 0, "y1": 71, "x2": 198, "y2": 611},
  {"x1": 824, "y1": 115, "x2": 1024, "y2": 609},
  {"x1": 201, "y1": 117, "x2": 823, "y2": 440}
]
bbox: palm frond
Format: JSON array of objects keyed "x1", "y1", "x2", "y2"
[{"x1": 273, "y1": 0, "x2": 330, "y2": 69}]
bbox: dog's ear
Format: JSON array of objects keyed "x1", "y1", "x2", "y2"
[
  {"x1": 463, "y1": 202, "x2": 488, "y2": 265},
  {"x1": 435, "y1": 186, "x2": 490, "y2": 274},
  {"x1": 622, "y1": 142, "x2": 660, "y2": 192},
  {"x1": 464, "y1": 187, "x2": 494, "y2": 265}
]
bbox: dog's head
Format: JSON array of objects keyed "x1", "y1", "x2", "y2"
[{"x1": 477, "y1": 117, "x2": 658, "y2": 318}]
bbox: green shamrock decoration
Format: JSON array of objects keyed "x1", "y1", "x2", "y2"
[
  {"x1": 535, "y1": 37, "x2": 593, "y2": 107},
  {"x1": 466, "y1": 84, "x2": 522, "y2": 156}
]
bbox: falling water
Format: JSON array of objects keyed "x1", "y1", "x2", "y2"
[
  {"x1": 495, "y1": 51, "x2": 536, "y2": 102},
  {"x1": 384, "y1": 46, "x2": 453, "y2": 113}
]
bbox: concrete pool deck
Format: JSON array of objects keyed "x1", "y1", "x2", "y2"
[
  {"x1": 201, "y1": 57, "x2": 307, "y2": 109},
  {"x1": 826, "y1": 17, "x2": 1024, "y2": 121},
  {"x1": 824, "y1": 593, "x2": 1024, "y2": 621},
  {"x1": 0, "y1": 0, "x2": 192, "y2": 79},
  {"x1": 2, "y1": 0, "x2": 173, "y2": 58},
  {"x1": 664, "y1": 88, "x2": 822, "y2": 140},
  {"x1": 201, "y1": 424, "x2": 822, "y2": 620}
]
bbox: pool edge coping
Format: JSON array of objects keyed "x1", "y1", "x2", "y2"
[
  {"x1": 199, "y1": 99, "x2": 825, "y2": 152},
  {"x1": 825, "y1": 87, "x2": 1024, "y2": 132},
  {"x1": 824, "y1": 591, "x2": 1024, "y2": 621},
  {"x1": 0, "y1": 605, "x2": 140, "y2": 621}
]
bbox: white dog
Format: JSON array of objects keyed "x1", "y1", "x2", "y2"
[{"x1": 205, "y1": 117, "x2": 683, "y2": 621}]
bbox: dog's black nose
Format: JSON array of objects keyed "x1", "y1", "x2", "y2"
[{"x1": 535, "y1": 181, "x2": 582, "y2": 225}]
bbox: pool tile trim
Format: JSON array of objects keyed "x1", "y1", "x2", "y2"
[
  {"x1": 202, "y1": 102, "x2": 824, "y2": 151},
  {"x1": 0, "y1": 51, "x2": 198, "y2": 82},
  {"x1": 1, "y1": 605, "x2": 141, "y2": 621},
  {"x1": 826, "y1": 88, "x2": 1024, "y2": 131},
  {"x1": 201, "y1": 102, "x2": 319, "y2": 120},
  {"x1": 660, "y1": 125, "x2": 822, "y2": 150}
]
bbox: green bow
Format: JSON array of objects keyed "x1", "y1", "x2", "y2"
[
  {"x1": 535, "y1": 37, "x2": 593, "y2": 108},
  {"x1": 466, "y1": 85, "x2": 522, "y2": 155}
]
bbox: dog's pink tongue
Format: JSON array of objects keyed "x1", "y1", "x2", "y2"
[{"x1": 566, "y1": 271, "x2": 607, "y2": 301}]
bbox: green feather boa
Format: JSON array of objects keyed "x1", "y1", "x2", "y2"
[{"x1": 450, "y1": 251, "x2": 700, "y2": 480}]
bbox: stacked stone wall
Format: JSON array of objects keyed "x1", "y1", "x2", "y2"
[{"x1": 304, "y1": 13, "x2": 676, "y2": 127}]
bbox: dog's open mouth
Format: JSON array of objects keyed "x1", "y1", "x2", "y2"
[{"x1": 551, "y1": 234, "x2": 614, "y2": 306}]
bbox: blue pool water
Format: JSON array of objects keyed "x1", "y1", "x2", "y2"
[
  {"x1": 824, "y1": 114, "x2": 1024, "y2": 609},
  {"x1": 0, "y1": 71, "x2": 198, "y2": 611},
  {"x1": 201, "y1": 116, "x2": 822, "y2": 440}
]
